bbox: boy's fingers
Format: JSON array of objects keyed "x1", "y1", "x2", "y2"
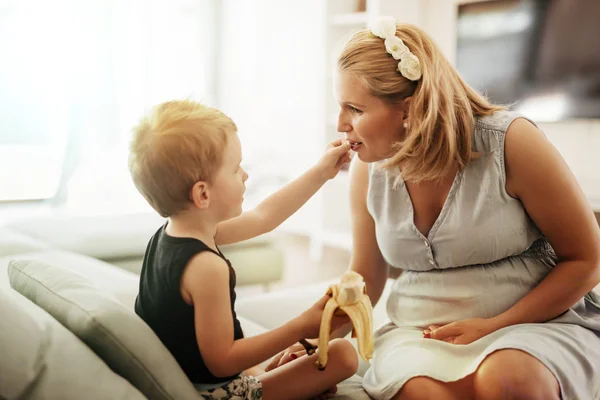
[
  {"x1": 318, "y1": 293, "x2": 334, "y2": 306},
  {"x1": 329, "y1": 137, "x2": 345, "y2": 147},
  {"x1": 332, "y1": 142, "x2": 351, "y2": 157}
]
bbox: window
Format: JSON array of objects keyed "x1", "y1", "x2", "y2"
[{"x1": 0, "y1": 0, "x2": 218, "y2": 208}]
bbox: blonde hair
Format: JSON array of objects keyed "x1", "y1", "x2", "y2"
[
  {"x1": 128, "y1": 100, "x2": 236, "y2": 217},
  {"x1": 338, "y1": 23, "x2": 506, "y2": 182}
]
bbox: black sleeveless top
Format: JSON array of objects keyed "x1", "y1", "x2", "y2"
[{"x1": 135, "y1": 224, "x2": 244, "y2": 384}]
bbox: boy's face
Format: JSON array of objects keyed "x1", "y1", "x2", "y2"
[{"x1": 210, "y1": 134, "x2": 248, "y2": 220}]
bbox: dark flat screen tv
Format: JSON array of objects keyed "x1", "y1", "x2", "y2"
[{"x1": 456, "y1": 0, "x2": 600, "y2": 121}]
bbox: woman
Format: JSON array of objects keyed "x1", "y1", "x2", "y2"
[{"x1": 270, "y1": 17, "x2": 600, "y2": 400}]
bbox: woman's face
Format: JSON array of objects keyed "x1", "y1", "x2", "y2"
[{"x1": 334, "y1": 71, "x2": 407, "y2": 163}]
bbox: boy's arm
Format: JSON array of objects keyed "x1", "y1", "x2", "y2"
[
  {"x1": 215, "y1": 166, "x2": 327, "y2": 245},
  {"x1": 215, "y1": 139, "x2": 351, "y2": 246},
  {"x1": 182, "y1": 252, "x2": 321, "y2": 378}
]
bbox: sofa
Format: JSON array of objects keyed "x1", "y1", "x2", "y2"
[
  {"x1": 1, "y1": 212, "x2": 285, "y2": 288},
  {"x1": 0, "y1": 215, "x2": 391, "y2": 399}
]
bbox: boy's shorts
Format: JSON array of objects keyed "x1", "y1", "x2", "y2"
[{"x1": 196, "y1": 374, "x2": 263, "y2": 400}]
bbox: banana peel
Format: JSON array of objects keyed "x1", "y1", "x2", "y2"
[{"x1": 315, "y1": 271, "x2": 374, "y2": 370}]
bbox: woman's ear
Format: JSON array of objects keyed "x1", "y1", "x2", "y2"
[
  {"x1": 402, "y1": 97, "x2": 412, "y2": 122},
  {"x1": 190, "y1": 181, "x2": 210, "y2": 209}
]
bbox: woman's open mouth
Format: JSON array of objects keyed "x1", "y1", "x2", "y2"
[{"x1": 348, "y1": 140, "x2": 363, "y2": 151}]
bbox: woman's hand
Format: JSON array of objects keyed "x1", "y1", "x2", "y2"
[
  {"x1": 316, "y1": 138, "x2": 352, "y2": 180},
  {"x1": 424, "y1": 318, "x2": 500, "y2": 345},
  {"x1": 265, "y1": 341, "x2": 311, "y2": 371}
]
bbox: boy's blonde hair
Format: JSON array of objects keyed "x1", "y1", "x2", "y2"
[
  {"x1": 338, "y1": 23, "x2": 506, "y2": 183},
  {"x1": 128, "y1": 100, "x2": 236, "y2": 217}
]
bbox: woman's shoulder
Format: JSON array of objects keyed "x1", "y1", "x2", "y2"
[
  {"x1": 475, "y1": 109, "x2": 533, "y2": 134},
  {"x1": 472, "y1": 110, "x2": 538, "y2": 152}
]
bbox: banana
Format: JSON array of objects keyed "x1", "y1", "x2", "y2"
[{"x1": 316, "y1": 271, "x2": 374, "y2": 370}]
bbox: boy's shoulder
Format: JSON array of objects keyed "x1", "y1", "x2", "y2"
[
  {"x1": 183, "y1": 250, "x2": 229, "y2": 279},
  {"x1": 180, "y1": 250, "x2": 231, "y2": 302}
]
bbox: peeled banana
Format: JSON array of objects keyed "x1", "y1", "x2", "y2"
[{"x1": 316, "y1": 271, "x2": 374, "y2": 370}]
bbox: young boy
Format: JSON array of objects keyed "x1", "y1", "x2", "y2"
[{"x1": 129, "y1": 100, "x2": 358, "y2": 399}]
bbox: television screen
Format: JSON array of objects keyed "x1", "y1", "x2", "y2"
[{"x1": 456, "y1": 0, "x2": 600, "y2": 121}]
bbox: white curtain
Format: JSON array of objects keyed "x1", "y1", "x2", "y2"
[
  {"x1": 0, "y1": 0, "x2": 217, "y2": 213},
  {"x1": 217, "y1": 0, "x2": 325, "y2": 210}
]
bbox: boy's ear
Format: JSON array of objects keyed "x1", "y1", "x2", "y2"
[{"x1": 190, "y1": 181, "x2": 210, "y2": 209}]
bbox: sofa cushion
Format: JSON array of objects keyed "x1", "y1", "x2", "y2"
[
  {"x1": 0, "y1": 288, "x2": 145, "y2": 400},
  {"x1": 1, "y1": 250, "x2": 139, "y2": 308},
  {"x1": 8, "y1": 259, "x2": 203, "y2": 400},
  {"x1": 237, "y1": 316, "x2": 268, "y2": 338},
  {"x1": 5, "y1": 212, "x2": 165, "y2": 260},
  {"x1": 0, "y1": 227, "x2": 52, "y2": 257},
  {"x1": 334, "y1": 375, "x2": 372, "y2": 399},
  {"x1": 222, "y1": 244, "x2": 284, "y2": 286}
]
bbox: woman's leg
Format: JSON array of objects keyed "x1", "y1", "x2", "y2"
[
  {"x1": 473, "y1": 349, "x2": 560, "y2": 400},
  {"x1": 259, "y1": 338, "x2": 358, "y2": 400},
  {"x1": 392, "y1": 348, "x2": 560, "y2": 400},
  {"x1": 392, "y1": 375, "x2": 474, "y2": 400}
]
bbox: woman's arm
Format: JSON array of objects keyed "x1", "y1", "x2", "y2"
[
  {"x1": 430, "y1": 118, "x2": 600, "y2": 344},
  {"x1": 489, "y1": 118, "x2": 600, "y2": 329},
  {"x1": 330, "y1": 158, "x2": 390, "y2": 339}
]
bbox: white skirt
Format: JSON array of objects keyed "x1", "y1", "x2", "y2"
[{"x1": 362, "y1": 259, "x2": 600, "y2": 400}]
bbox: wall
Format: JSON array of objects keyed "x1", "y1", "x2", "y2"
[
  {"x1": 217, "y1": 0, "x2": 325, "y2": 179},
  {"x1": 420, "y1": 0, "x2": 600, "y2": 210}
]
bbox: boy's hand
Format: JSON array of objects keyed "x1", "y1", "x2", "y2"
[
  {"x1": 296, "y1": 294, "x2": 350, "y2": 340},
  {"x1": 317, "y1": 139, "x2": 352, "y2": 180}
]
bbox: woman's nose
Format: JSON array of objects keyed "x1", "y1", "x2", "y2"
[{"x1": 337, "y1": 112, "x2": 351, "y2": 134}]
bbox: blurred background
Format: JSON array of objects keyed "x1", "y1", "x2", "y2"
[{"x1": 1, "y1": 0, "x2": 599, "y2": 291}]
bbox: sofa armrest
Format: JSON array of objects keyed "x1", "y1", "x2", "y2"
[{"x1": 5, "y1": 212, "x2": 165, "y2": 260}]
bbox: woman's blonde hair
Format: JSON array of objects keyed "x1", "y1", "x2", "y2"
[
  {"x1": 128, "y1": 100, "x2": 236, "y2": 217},
  {"x1": 338, "y1": 23, "x2": 506, "y2": 182}
]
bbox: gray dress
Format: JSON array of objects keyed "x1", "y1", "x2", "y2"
[{"x1": 361, "y1": 111, "x2": 600, "y2": 400}]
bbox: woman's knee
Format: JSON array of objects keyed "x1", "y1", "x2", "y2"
[
  {"x1": 327, "y1": 338, "x2": 359, "y2": 377},
  {"x1": 393, "y1": 376, "x2": 472, "y2": 400},
  {"x1": 394, "y1": 377, "x2": 439, "y2": 400},
  {"x1": 474, "y1": 349, "x2": 560, "y2": 400}
]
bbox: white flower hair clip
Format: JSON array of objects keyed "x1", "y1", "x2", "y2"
[{"x1": 370, "y1": 16, "x2": 422, "y2": 81}]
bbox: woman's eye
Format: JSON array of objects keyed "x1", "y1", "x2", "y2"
[{"x1": 349, "y1": 106, "x2": 362, "y2": 114}]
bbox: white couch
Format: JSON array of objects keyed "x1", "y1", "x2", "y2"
[
  {"x1": 2, "y1": 212, "x2": 285, "y2": 287},
  {"x1": 0, "y1": 219, "x2": 392, "y2": 399}
]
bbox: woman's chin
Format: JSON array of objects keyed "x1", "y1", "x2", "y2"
[{"x1": 357, "y1": 151, "x2": 383, "y2": 163}]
